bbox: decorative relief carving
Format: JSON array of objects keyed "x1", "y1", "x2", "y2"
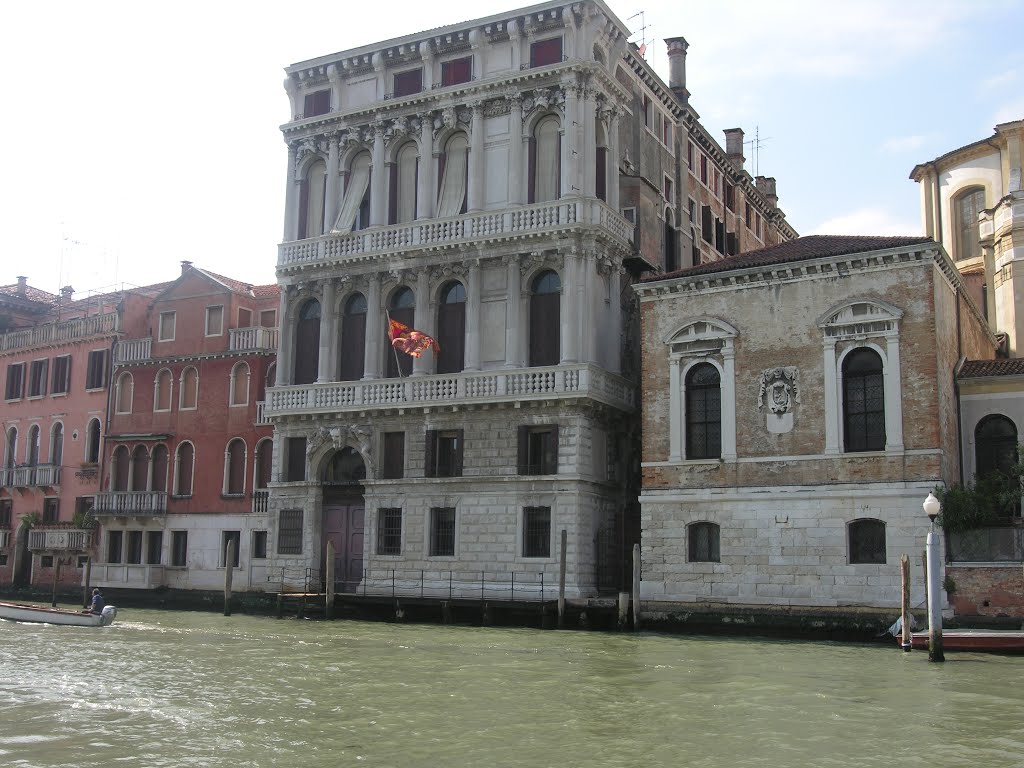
[
  {"x1": 307, "y1": 425, "x2": 373, "y2": 461},
  {"x1": 758, "y1": 366, "x2": 800, "y2": 435},
  {"x1": 484, "y1": 98, "x2": 511, "y2": 118},
  {"x1": 431, "y1": 262, "x2": 468, "y2": 281}
]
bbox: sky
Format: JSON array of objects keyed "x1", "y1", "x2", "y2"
[{"x1": 1, "y1": 0, "x2": 1022, "y2": 297}]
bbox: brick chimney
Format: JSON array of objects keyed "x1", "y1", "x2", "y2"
[
  {"x1": 724, "y1": 128, "x2": 745, "y2": 172},
  {"x1": 60, "y1": 285, "x2": 74, "y2": 300},
  {"x1": 180, "y1": 260, "x2": 193, "y2": 276},
  {"x1": 16, "y1": 276, "x2": 27, "y2": 296},
  {"x1": 755, "y1": 176, "x2": 778, "y2": 208},
  {"x1": 664, "y1": 37, "x2": 690, "y2": 104}
]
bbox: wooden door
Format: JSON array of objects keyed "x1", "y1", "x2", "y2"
[{"x1": 322, "y1": 502, "x2": 365, "y2": 593}]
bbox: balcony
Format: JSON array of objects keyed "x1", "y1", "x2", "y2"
[
  {"x1": 266, "y1": 363, "x2": 634, "y2": 418},
  {"x1": 278, "y1": 199, "x2": 634, "y2": 271},
  {"x1": 28, "y1": 528, "x2": 93, "y2": 552},
  {"x1": 253, "y1": 490, "x2": 269, "y2": 514},
  {"x1": 0, "y1": 464, "x2": 61, "y2": 488},
  {"x1": 0, "y1": 310, "x2": 120, "y2": 353},
  {"x1": 114, "y1": 337, "x2": 152, "y2": 363},
  {"x1": 93, "y1": 491, "x2": 168, "y2": 516},
  {"x1": 229, "y1": 326, "x2": 279, "y2": 352}
]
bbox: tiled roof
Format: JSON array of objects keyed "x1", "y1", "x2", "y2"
[
  {"x1": 198, "y1": 268, "x2": 279, "y2": 298},
  {"x1": 958, "y1": 359, "x2": 1024, "y2": 378},
  {"x1": 643, "y1": 235, "x2": 935, "y2": 283},
  {"x1": 0, "y1": 283, "x2": 59, "y2": 305}
]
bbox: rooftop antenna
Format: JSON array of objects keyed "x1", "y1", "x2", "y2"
[
  {"x1": 745, "y1": 125, "x2": 771, "y2": 177},
  {"x1": 627, "y1": 11, "x2": 649, "y2": 58}
]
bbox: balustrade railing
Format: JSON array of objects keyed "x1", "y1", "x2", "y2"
[
  {"x1": 265, "y1": 363, "x2": 634, "y2": 417},
  {"x1": 93, "y1": 491, "x2": 168, "y2": 516},
  {"x1": 255, "y1": 401, "x2": 270, "y2": 425},
  {"x1": 0, "y1": 464, "x2": 61, "y2": 488},
  {"x1": 229, "y1": 327, "x2": 280, "y2": 352},
  {"x1": 28, "y1": 528, "x2": 92, "y2": 551},
  {"x1": 279, "y1": 198, "x2": 633, "y2": 268},
  {"x1": 252, "y1": 490, "x2": 269, "y2": 514},
  {"x1": 0, "y1": 311, "x2": 120, "y2": 353},
  {"x1": 114, "y1": 337, "x2": 152, "y2": 363}
]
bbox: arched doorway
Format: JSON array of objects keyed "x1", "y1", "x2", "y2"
[{"x1": 320, "y1": 447, "x2": 366, "y2": 593}]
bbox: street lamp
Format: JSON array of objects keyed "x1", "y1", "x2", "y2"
[{"x1": 922, "y1": 492, "x2": 945, "y2": 662}]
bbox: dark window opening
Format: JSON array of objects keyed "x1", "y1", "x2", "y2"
[
  {"x1": 51, "y1": 355, "x2": 71, "y2": 394},
  {"x1": 436, "y1": 282, "x2": 466, "y2": 374},
  {"x1": 171, "y1": 530, "x2": 188, "y2": 567},
  {"x1": 278, "y1": 509, "x2": 303, "y2": 555},
  {"x1": 376, "y1": 508, "x2": 402, "y2": 556},
  {"x1": 688, "y1": 522, "x2": 720, "y2": 562},
  {"x1": 382, "y1": 432, "x2": 405, "y2": 480},
  {"x1": 523, "y1": 507, "x2": 551, "y2": 557},
  {"x1": 843, "y1": 348, "x2": 885, "y2": 452},
  {"x1": 107, "y1": 530, "x2": 123, "y2": 564},
  {"x1": 974, "y1": 415, "x2": 1018, "y2": 479},
  {"x1": 252, "y1": 531, "x2": 268, "y2": 559},
  {"x1": 42, "y1": 497, "x2": 59, "y2": 524},
  {"x1": 146, "y1": 531, "x2": 162, "y2": 565},
  {"x1": 441, "y1": 57, "x2": 472, "y2": 86},
  {"x1": 430, "y1": 507, "x2": 456, "y2": 557},
  {"x1": 286, "y1": 437, "x2": 307, "y2": 482},
  {"x1": 529, "y1": 270, "x2": 561, "y2": 367},
  {"x1": 425, "y1": 429, "x2": 464, "y2": 478},
  {"x1": 28, "y1": 359, "x2": 48, "y2": 397},
  {"x1": 686, "y1": 363, "x2": 721, "y2": 459},
  {"x1": 393, "y1": 68, "x2": 423, "y2": 97},
  {"x1": 5, "y1": 363, "x2": 25, "y2": 400},
  {"x1": 518, "y1": 425, "x2": 559, "y2": 475},
  {"x1": 126, "y1": 530, "x2": 143, "y2": 565},
  {"x1": 222, "y1": 530, "x2": 241, "y2": 568},
  {"x1": 86, "y1": 350, "x2": 108, "y2": 390},
  {"x1": 849, "y1": 519, "x2": 886, "y2": 564},
  {"x1": 303, "y1": 90, "x2": 331, "y2": 117},
  {"x1": 530, "y1": 37, "x2": 563, "y2": 68}
]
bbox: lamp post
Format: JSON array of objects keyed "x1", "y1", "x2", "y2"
[{"x1": 922, "y1": 492, "x2": 945, "y2": 662}]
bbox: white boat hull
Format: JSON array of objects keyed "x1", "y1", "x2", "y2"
[{"x1": 0, "y1": 602, "x2": 117, "y2": 627}]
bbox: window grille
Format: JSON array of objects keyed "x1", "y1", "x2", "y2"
[
  {"x1": 278, "y1": 509, "x2": 303, "y2": 555},
  {"x1": 523, "y1": 506, "x2": 551, "y2": 558},
  {"x1": 688, "y1": 522, "x2": 720, "y2": 562},
  {"x1": 848, "y1": 519, "x2": 886, "y2": 564},
  {"x1": 430, "y1": 507, "x2": 456, "y2": 557},
  {"x1": 377, "y1": 508, "x2": 402, "y2": 556}
]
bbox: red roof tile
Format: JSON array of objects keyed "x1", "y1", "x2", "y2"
[
  {"x1": 196, "y1": 268, "x2": 279, "y2": 298},
  {"x1": 958, "y1": 359, "x2": 1024, "y2": 378},
  {"x1": 0, "y1": 282, "x2": 59, "y2": 305}
]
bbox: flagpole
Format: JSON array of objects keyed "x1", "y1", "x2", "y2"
[{"x1": 384, "y1": 309, "x2": 405, "y2": 379}]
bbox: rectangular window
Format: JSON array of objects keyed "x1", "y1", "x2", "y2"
[
  {"x1": 715, "y1": 218, "x2": 725, "y2": 254},
  {"x1": 725, "y1": 183, "x2": 735, "y2": 212},
  {"x1": 701, "y1": 205, "x2": 713, "y2": 244},
  {"x1": 756, "y1": 213, "x2": 763, "y2": 239},
  {"x1": 382, "y1": 432, "x2": 405, "y2": 479},
  {"x1": 278, "y1": 509, "x2": 303, "y2": 555},
  {"x1": 5, "y1": 362, "x2": 25, "y2": 400},
  {"x1": 205, "y1": 305, "x2": 224, "y2": 336},
  {"x1": 393, "y1": 68, "x2": 423, "y2": 97},
  {"x1": 252, "y1": 530, "x2": 268, "y2": 559},
  {"x1": 171, "y1": 530, "x2": 188, "y2": 567},
  {"x1": 642, "y1": 94, "x2": 652, "y2": 128},
  {"x1": 441, "y1": 56, "x2": 472, "y2": 86},
  {"x1": 663, "y1": 175, "x2": 673, "y2": 202},
  {"x1": 125, "y1": 530, "x2": 143, "y2": 564},
  {"x1": 376, "y1": 508, "x2": 402, "y2": 556},
  {"x1": 286, "y1": 437, "x2": 307, "y2": 482},
  {"x1": 687, "y1": 141, "x2": 694, "y2": 170},
  {"x1": 621, "y1": 207, "x2": 636, "y2": 224},
  {"x1": 662, "y1": 117, "x2": 672, "y2": 147},
  {"x1": 51, "y1": 355, "x2": 71, "y2": 394},
  {"x1": 221, "y1": 530, "x2": 241, "y2": 567},
  {"x1": 146, "y1": 531, "x2": 162, "y2": 565},
  {"x1": 0, "y1": 554, "x2": 7, "y2": 567},
  {"x1": 43, "y1": 497, "x2": 59, "y2": 524},
  {"x1": 745, "y1": 202, "x2": 753, "y2": 229},
  {"x1": 523, "y1": 506, "x2": 551, "y2": 558},
  {"x1": 303, "y1": 89, "x2": 331, "y2": 117},
  {"x1": 259, "y1": 309, "x2": 277, "y2": 328},
  {"x1": 518, "y1": 425, "x2": 559, "y2": 475},
  {"x1": 85, "y1": 349, "x2": 108, "y2": 390},
  {"x1": 237, "y1": 308, "x2": 252, "y2": 328},
  {"x1": 425, "y1": 429, "x2": 463, "y2": 478},
  {"x1": 41, "y1": 555, "x2": 54, "y2": 568},
  {"x1": 430, "y1": 507, "x2": 456, "y2": 557},
  {"x1": 158, "y1": 312, "x2": 176, "y2": 342},
  {"x1": 700, "y1": 155, "x2": 708, "y2": 185},
  {"x1": 75, "y1": 496, "x2": 94, "y2": 519},
  {"x1": 0, "y1": 498, "x2": 12, "y2": 528},
  {"x1": 530, "y1": 36, "x2": 563, "y2": 68},
  {"x1": 107, "y1": 530, "x2": 123, "y2": 564},
  {"x1": 689, "y1": 198, "x2": 697, "y2": 228},
  {"x1": 28, "y1": 359, "x2": 48, "y2": 398}
]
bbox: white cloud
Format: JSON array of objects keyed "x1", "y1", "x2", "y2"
[{"x1": 808, "y1": 208, "x2": 921, "y2": 237}]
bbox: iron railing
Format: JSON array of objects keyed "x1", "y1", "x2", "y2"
[{"x1": 947, "y1": 526, "x2": 1024, "y2": 562}]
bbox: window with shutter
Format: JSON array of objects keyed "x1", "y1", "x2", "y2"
[
  {"x1": 339, "y1": 293, "x2": 367, "y2": 381},
  {"x1": 51, "y1": 355, "x2": 71, "y2": 394},
  {"x1": 393, "y1": 68, "x2": 423, "y2": 97},
  {"x1": 529, "y1": 37, "x2": 563, "y2": 67},
  {"x1": 517, "y1": 425, "x2": 558, "y2": 475},
  {"x1": 529, "y1": 271, "x2": 561, "y2": 367},
  {"x1": 286, "y1": 437, "x2": 307, "y2": 482},
  {"x1": 441, "y1": 57, "x2": 472, "y2": 86},
  {"x1": 303, "y1": 90, "x2": 330, "y2": 117},
  {"x1": 381, "y1": 432, "x2": 405, "y2": 479},
  {"x1": 436, "y1": 282, "x2": 466, "y2": 374}
]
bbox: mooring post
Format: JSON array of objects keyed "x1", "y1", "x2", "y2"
[
  {"x1": 558, "y1": 529, "x2": 567, "y2": 629},
  {"x1": 631, "y1": 543, "x2": 641, "y2": 631},
  {"x1": 82, "y1": 556, "x2": 92, "y2": 608},
  {"x1": 925, "y1": 527, "x2": 944, "y2": 662},
  {"x1": 900, "y1": 553, "x2": 911, "y2": 651},
  {"x1": 223, "y1": 539, "x2": 235, "y2": 617},
  {"x1": 51, "y1": 556, "x2": 61, "y2": 608},
  {"x1": 617, "y1": 591, "x2": 630, "y2": 631},
  {"x1": 325, "y1": 540, "x2": 336, "y2": 620}
]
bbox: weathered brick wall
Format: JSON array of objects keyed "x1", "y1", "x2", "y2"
[{"x1": 946, "y1": 564, "x2": 1024, "y2": 619}]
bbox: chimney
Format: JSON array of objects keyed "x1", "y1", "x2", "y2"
[
  {"x1": 755, "y1": 176, "x2": 778, "y2": 208},
  {"x1": 16, "y1": 276, "x2": 27, "y2": 296},
  {"x1": 180, "y1": 260, "x2": 193, "y2": 276},
  {"x1": 724, "y1": 128, "x2": 745, "y2": 172},
  {"x1": 664, "y1": 37, "x2": 690, "y2": 103},
  {"x1": 60, "y1": 285, "x2": 75, "y2": 300}
]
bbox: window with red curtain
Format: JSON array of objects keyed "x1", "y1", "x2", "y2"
[
  {"x1": 441, "y1": 57, "x2": 472, "y2": 86},
  {"x1": 530, "y1": 37, "x2": 563, "y2": 67},
  {"x1": 393, "y1": 68, "x2": 423, "y2": 97}
]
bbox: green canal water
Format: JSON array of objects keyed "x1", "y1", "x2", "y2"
[{"x1": 2, "y1": 607, "x2": 1023, "y2": 767}]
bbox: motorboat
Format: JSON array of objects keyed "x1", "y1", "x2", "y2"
[{"x1": 0, "y1": 601, "x2": 117, "y2": 627}]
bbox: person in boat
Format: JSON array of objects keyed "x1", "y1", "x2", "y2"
[{"x1": 86, "y1": 588, "x2": 105, "y2": 615}]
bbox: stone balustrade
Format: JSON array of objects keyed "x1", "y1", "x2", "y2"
[
  {"x1": 90, "y1": 563, "x2": 166, "y2": 589},
  {"x1": 266, "y1": 363, "x2": 634, "y2": 418},
  {"x1": 255, "y1": 401, "x2": 270, "y2": 425},
  {"x1": 0, "y1": 311, "x2": 120, "y2": 353},
  {"x1": 229, "y1": 327, "x2": 280, "y2": 352},
  {"x1": 0, "y1": 464, "x2": 61, "y2": 488},
  {"x1": 278, "y1": 199, "x2": 634, "y2": 269},
  {"x1": 93, "y1": 491, "x2": 168, "y2": 516},
  {"x1": 115, "y1": 337, "x2": 152, "y2": 363},
  {"x1": 28, "y1": 528, "x2": 92, "y2": 552}
]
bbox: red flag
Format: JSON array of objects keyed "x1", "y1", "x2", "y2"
[{"x1": 388, "y1": 318, "x2": 440, "y2": 358}]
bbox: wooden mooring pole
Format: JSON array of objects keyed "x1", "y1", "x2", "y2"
[
  {"x1": 325, "y1": 540, "x2": 336, "y2": 620},
  {"x1": 223, "y1": 539, "x2": 235, "y2": 617},
  {"x1": 51, "y1": 556, "x2": 61, "y2": 608},
  {"x1": 900, "y1": 554, "x2": 911, "y2": 651},
  {"x1": 631, "y1": 543, "x2": 641, "y2": 631},
  {"x1": 82, "y1": 557, "x2": 92, "y2": 608},
  {"x1": 558, "y1": 529, "x2": 567, "y2": 629}
]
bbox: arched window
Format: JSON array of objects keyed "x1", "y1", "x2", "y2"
[
  {"x1": 154, "y1": 368, "x2": 173, "y2": 411},
  {"x1": 84, "y1": 419, "x2": 101, "y2": 464},
  {"x1": 297, "y1": 159, "x2": 327, "y2": 240},
  {"x1": 225, "y1": 438, "x2": 247, "y2": 495},
  {"x1": 688, "y1": 522, "x2": 720, "y2": 562},
  {"x1": 529, "y1": 270, "x2": 561, "y2": 367},
  {"x1": 50, "y1": 423, "x2": 63, "y2": 467},
  {"x1": 322, "y1": 447, "x2": 366, "y2": 484},
  {"x1": 437, "y1": 281, "x2": 466, "y2": 374},
  {"x1": 174, "y1": 442, "x2": 195, "y2": 496},
  {"x1": 975, "y1": 415, "x2": 1018, "y2": 479},
  {"x1": 254, "y1": 438, "x2": 273, "y2": 490},
  {"x1": 954, "y1": 187, "x2": 985, "y2": 262},
  {"x1": 436, "y1": 133, "x2": 469, "y2": 217},
  {"x1": 595, "y1": 119, "x2": 608, "y2": 202},
  {"x1": 230, "y1": 361, "x2": 250, "y2": 406},
  {"x1": 4, "y1": 426, "x2": 16, "y2": 468},
  {"x1": 179, "y1": 367, "x2": 199, "y2": 410},
  {"x1": 26, "y1": 425, "x2": 40, "y2": 466},
  {"x1": 529, "y1": 115, "x2": 561, "y2": 203},
  {"x1": 685, "y1": 363, "x2": 721, "y2": 459},
  {"x1": 385, "y1": 287, "x2": 415, "y2": 378},
  {"x1": 334, "y1": 151, "x2": 371, "y2": 233},
  {"x1": 131, "y1": 445, "x2": 149, "y2": 491},
  {"x1": 151, "y1": 444, "x2": 169, "y2": 493},
  {"x1": 115, "y1": 372, "x2": 134, "y2": 415},
  {"x1": 111, "y1": 445, "x2": 130, "y2": 492},
  {"x1": 340, "y1": 293, "x2": 367, "y2": 381},
  {"x1": 265, "y1": 362, "x2": 277, "y2": 389},
  {"x1": 843, "y1": 348, "x2": 885, "y2": 452},
  {"x1": 390, "y1": 142, "x2": 419, "y2": 224},
  {"x1": 848, "y1": 518, "x2": 886, "y2": 564},
  {"x1": 294, "y1": 299, "x2": 321, "y2": 385}
]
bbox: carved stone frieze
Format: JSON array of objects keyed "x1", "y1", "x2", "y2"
[{"x1": 306, "y1": 425, "x2": 373, "y2": 462}]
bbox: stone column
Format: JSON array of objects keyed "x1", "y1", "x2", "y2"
[
  {"x1": 466, "y1": 260, "x2": 481, "y2": 371},
  {"x1": 582, "y1": 87, "x2": 597, "y2": 197},
  {"x1": 508, "y1": 94, "x2": 524, "y2": 206},
  {"x1": 823, "y1": 339, "x2": 839, "y2": 455},
  {"x1": 884, "y1": 336, "x2": 905, "y2": 452},
  {"x1": 668, "y1": 357, "x2": 682, "y2": 461},
  {"x1": 283, "y1": 143, "x2": 298, "y2": 241},
  {"x1": 326, "y1": 64, "x2": 341, "y2": 115},
  {"x1": 317, "y1": 279, "x2": 336, "y2": 382},
  {"x1": 468, "y1": 101, "x2": 485, "y2": 212},
  {"x1": 370, "y1": 121, "x2": 387, "y2": 226},
  {"x1": 417, "y1": 113, "x2": 435, "y2": 219},
  {"x1": 609, "y1": 262, "x2": 622, "y2": 373},
  {"x1": 584, "y1": 251, "x2": 599, "y2": 364},
  {"x1": 508, "y1": 20, "x2": 521, "y2": 72},
  {"x1": 277, "y1": 287, "x2": 293, "y2": 385},
  {"x1": 325, "y1": 133, "x2": 340, "y2": 233},
  {"x1": 608, "y1": 109, "x2": 621, "y2": 211},
  {"x1": 562, "y1": 7, "x2": 576, "y2": 59},
  {"x1": 561, "y1": 84, "x2": 579, "y2": 198},
  {"x1": 721, "y1": 346, "x2": 737, "y2": 460},
  {"x1": 560, "y1": 250, "x2": 578, "y2": 363},
  {"x1": 413, "y1": 269, "x2": 432, "y2": 376},
  {"x1": 505, "y1": 255, "x2": 522, "y2": 367},
  {"x1": 363, "y1": 275, "x2": 382, "y2": 379}
]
